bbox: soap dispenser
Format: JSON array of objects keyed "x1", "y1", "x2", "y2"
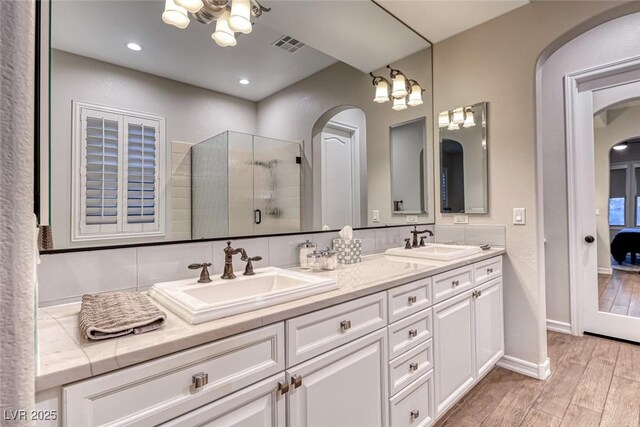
[{"x1": 298, "y1": 240, "x2": 317, "y2": 270}]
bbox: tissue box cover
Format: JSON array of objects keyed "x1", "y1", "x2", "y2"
[{"x1": 333, "y1": 238, "x2": 362, "y2": 264}]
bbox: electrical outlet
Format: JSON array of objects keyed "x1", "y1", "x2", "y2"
[
  {"x1": 513, "y1": 208, "x2": 526, "y2": 225},
  {"x1": 454, "y1": 215, "x2": 469, "y2": 224},
  {"x1": 406, "y1": 215, "x2": 418, "y2": 223},
  {"x1": 372, "y1": 210, "x2": 380, "y2": 223}
]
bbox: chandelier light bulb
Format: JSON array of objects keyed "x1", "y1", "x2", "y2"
[
  {"x1": 392, "y1": 96, "x2": 408, "y2": 111},
  {"x1": 162, "y1": 0, "x2": 190, "y2": 29},
  {"x1": 391, "y1": 73, "x2": 408, "y2": 98},
  {"x1": 463, "y1": 108, "x2": 476, "y2": 128},
  {"x1": 407, "y1": 83, "x2": 423, "y2": 107},
  {"x1": 448, "y1": 121, "x2": 459, "y2": 131},
  {"x1": 175, "y1": 0, "x2": 203, "y2": 13},
  {"x1": 212, "y1": 10, "x2": 237, "y2": 47},
  {"x1": 438, "y1": 111, "x2": 450, "y2": 128},
  {"x1": 452, "y1": 107, "x2": 465, "y2": 124},
  {"x1": 229, "y1": 0, "x2": 253, "y2": 34},
  {"x1": 374, "y1": 80, "x2": 390, "y2": 103}
]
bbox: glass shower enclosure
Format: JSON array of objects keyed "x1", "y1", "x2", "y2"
[{"x1": 191, "y1": 131, "x2": 302, "y2": 239}]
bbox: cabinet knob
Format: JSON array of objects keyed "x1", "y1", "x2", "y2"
[
  {"x1": 340, "y1": 320, "x2": 352, "y2": 332},
  {"x1": 409, "y1": 362, "x2": 419, "y2": 372},
  {"x1": 487, "y1": 267, "x2": 493, "y2": 274},
  {"x1": 291, "y1": 374, "x2": 303, "y2": 389},
  {"x1": 277, "y1": 380, "x2": 289, "y2": 394},
  {"x1": 410, "y1": 410, "x2": 420, "y2": 420},
  {"x1": 192, "y1": 372, "x2": 208, "y2": 389},
  {"x1": 408, "y1": 295, "x2": 417, "y2": 304},
  {"x1": 452, "y1": 280, "x2": 460, "y2": 287},
  {"x1": 408, "y1": 329, "x2": 418, "y2": 338}
]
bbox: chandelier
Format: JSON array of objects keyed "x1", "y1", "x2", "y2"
[
  {"x1": 438, "y1": 106, "x2": 476, "y2": 130},
  {"x1": 162, "y1": 0, "x2": 271, "y2": 47},
  {"x1": 369, "y1": 66, "x2": 424, "y2": 111}
]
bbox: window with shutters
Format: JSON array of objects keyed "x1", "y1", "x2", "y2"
[{"x1": 72, "y1": 101, "x2": 165, "y2": 241}]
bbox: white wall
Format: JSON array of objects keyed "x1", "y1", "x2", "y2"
[
  {"x1": 540, "y1": 9, "x2": 640, "y2": 325},
  {"x1": 50, "y1": 49, "x2": 257, "y2": 249}
]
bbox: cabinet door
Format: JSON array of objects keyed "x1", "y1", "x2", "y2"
[
  {"x1": 474, "y1": 278, "x2": 504, "y2": 378},
  {"x1": 433, "y1": 290, "x2": 475, "y2": 417},
  {"x1": 287, "y1": 329, "x2": 388, "y2": 427},
  {"x1": 162, "y1": 374, "x2": 286, "y2": 427}
]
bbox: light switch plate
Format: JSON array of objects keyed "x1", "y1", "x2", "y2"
[
  {"x1": 513, "y1": 208, "x2": 526, "y2": 225},
  {"x1": 372, "y1": 210, "x2": 380, "y2": 223},
  {"x1": 454, "y1": 215, "x2": 469, "y2": 224},
  {"x1": 406, "y1": 215, "x2": 418, "y2": 223}
]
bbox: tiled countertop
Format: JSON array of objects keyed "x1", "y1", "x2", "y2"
[{"x1": 36, "y1": 248, "x2": 505, "y2": 391}]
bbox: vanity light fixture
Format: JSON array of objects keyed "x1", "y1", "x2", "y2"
[
  {"x1": 463, "y1": 107, "x2": 475, "y2": 128},
  {"x1": 438, "y1": 111, "x2": 450, "y2": 128},
  {"x1": 369, "y1": 65, "x2": 425, "y2": 112},
  {"x1": 452, "y1": 107, "x2": 465, "y2": 124},
  {"x1": 162, "y1": 0, "x2": 270, "y2": 47},
  {"x1": 126, "y1": 42, "x2": 142, "y2": 51},
  {"x1": 613, "y1": 143, "x2": 628, "y2": 151},
  {"x1": 440, "y1": 106, "x2": 477, "y2": 130}
]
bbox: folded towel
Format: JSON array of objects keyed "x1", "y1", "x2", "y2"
[{"x1": 79, "y1": 292, "x2": 167, "y2": 341}]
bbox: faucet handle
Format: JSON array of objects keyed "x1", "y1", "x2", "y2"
[
  {"x1": 419, "y1": 236, "x2": 427, "y2": 247},
  {"x1": 404, "y1": 238, "x2": 412, "y2": 250},
  {"x1": 243, "y1": 255, "x2": 262, "y2": 276},
  {"x1": 188, "y1": 263, "x2": 212, "y2": 283}
]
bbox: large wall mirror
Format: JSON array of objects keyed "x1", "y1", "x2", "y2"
[
  {"x1": 38, "y1": 0, "x2": 434, "y2": 251},
  {"x1": 438, "y1": 102, "x2": 488, "y2": 214}
]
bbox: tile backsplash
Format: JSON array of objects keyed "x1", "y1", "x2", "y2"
[{"x1": 38, "y1": 225, "x2": 458, "y2": 307}]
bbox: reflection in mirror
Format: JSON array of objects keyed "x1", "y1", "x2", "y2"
[
  {"x1": 390, "y1": 118, "x2": 426, "y2": 215},
  {"x1": 439, "y1": 102, "x2": 488, "y2": 214},
  {"x1": 42, "y1": 0, "x2": 433, "y2": 250}
]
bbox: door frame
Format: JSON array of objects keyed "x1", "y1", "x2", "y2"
[{"x1": 565, "y1": 54, "x2": 640, "y2": 337}]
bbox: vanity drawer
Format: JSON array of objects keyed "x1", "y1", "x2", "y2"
[
  {"x1": 388, "y1": 277, "x2": 432, "y2": 323},
  {"x1": 389, "y1": 371, "x2": 434, "y2": 427},
  {"x1": 389, "y1": 339, "x2": 433, "y2": 396},
  {"x1": 62, "y1": 323, "x2": 284, "y2": 427},
  {"x1": 474, "y1": 256, "x2": 502, "y2": 285},
  {"x1": 432, "y1": 265, "x2": 474, "y2": 303},
  {"x1": 286, "y1": 292, "x2": 387, "y2": 366},
  {"x1": 388, "y1": 308, "x2": 432, "y2": 360}
]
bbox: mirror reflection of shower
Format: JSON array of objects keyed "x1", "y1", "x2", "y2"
[{"x1": 191, "y1": 131, "x2": 301, "y2": 239}]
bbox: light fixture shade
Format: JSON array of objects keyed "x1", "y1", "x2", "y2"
[
  {"x1": 374, "y1": 80, "x2": 390, "y2": 103},
  {"x1": 391, "y1": 74, "x2": 407, "y2": 98},
  {"x1": 212, "y1": 10, "x2": 237, "y2": 47},
  {"x1": 392, "y1": 96, "x2": 408, "y2": 111},
  {"x1": 162, "y1": 0, "x2": 190, "y2": 29},
  {"x1": 452, "y1": 107, "x2": 464, "y2": 124},
  {"x1": 407, "y1": 83, "x2": 423, "y2": 107},
  {"x1": 175, "y1": 0, "x2": 203, "y2": 13},
  {"x1": 229, "y1": 0, "x2": 253, "y2": 34},
  {"x1": 438, "y1": 111, "x2": 450, "y2": 128},
  {"x1": 447, "y1": 121, "x2": 459, "y2": 131},
  {"x1": 613, "y1": 143, "x2": 628, "y2": 151},
  {"x1": 463, "y1": 109, "x2": 476, "y2": 128}
]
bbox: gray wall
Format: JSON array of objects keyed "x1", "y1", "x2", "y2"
[
  {"x1": 50, "y1": 50, "x2": 258, "y2": 249},
  {"x1": 540, "y1": 10, "x2": 640, "y2": 325}
]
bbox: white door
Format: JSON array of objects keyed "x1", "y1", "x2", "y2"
[
  {"x1": 473, "y1": 279, "x2": 504, "y2": 378},
  {"x1": 567, "y1": 70, "x2": 640, "y2": 342},
  {"x1": 162, "y1": 374, "x2": 286, "y2": 427},
  {"x1": 321, "y1": 124, "x2": 355, "y2": 229},
  {"x1": 287, "y1": 329, "x2": 388, "y2": 427},
  {"x1": 433, "y1": 290, "x2": 475, "y2": 417}
]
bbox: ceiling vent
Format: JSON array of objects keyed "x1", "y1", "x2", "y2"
[{"x1": 272, "y1": 35, "x2": 305, "y2": 54}]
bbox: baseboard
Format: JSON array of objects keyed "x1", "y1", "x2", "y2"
[
  {"x1": 546, "y1": 319, "x2": 572, "y2": 334},
  {"x1": 497, "y1": 355, "x2": 551, "y2": 380},
  {"x1": 598, "y1": 267, "x2": 612, "y2": 275}
]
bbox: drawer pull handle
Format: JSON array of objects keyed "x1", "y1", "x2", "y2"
[
  {"x1": 487, "y1": 267, "x2": 494, "y2": 274},
  {"x1": 409, "y1": 362, "x2": 419, "y2": 372},
  {"x1": 291, "y1": 374, "x2": 303, "y2": 389},
  {"x1": 192, "y1": 372, "x2": 208, "y2": 389},
  {"x1": 410, "y1": 410, "x2": 420, "y2": 420},
  {"x1": 408, "y1": 295, "x2": 417, "y2": 304},
  {"x1": 340, "y1": 320, "x2": 352, "y2": 332},
  {"x1": 408, "y1": 329, "x2": 418, "y2": 338},
  {"x1": 452, "y1": 280, "x2": 460, "y2": 287},
  {"x1": 278, "y1": 380, "x2": 289, "y2": 394}
]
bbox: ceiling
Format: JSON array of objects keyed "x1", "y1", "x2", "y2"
[
  {"x1": 51, "y1": 0, "x2": 428, "y2": 102},
  {"x1": 376, "y1": 0, "x2": 529, "y2": 43}
]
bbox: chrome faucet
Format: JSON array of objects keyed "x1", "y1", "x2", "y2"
[
  {"x1": 222, "y1": 241, "x2": 262, "y2": 279},
  {"x1": 410, "y1": 226, "x2": 433, "y2": 248}
]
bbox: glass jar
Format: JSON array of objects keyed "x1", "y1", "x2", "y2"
[
  {"x1": 307, "y1": 251, "x2": 323, "y2": 272},
  {"x1": 298, "y1": 240, "x2": 317, "y2": 270},
  {"x1": 320, "y1": 248, "x2": 338, "y2": 271}
]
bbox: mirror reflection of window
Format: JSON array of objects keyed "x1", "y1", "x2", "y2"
[
  {"x1": 441, "y1": 139, "x2": 465, "y2": 213},
  {"x1": 390, "y1": 118, "x2": 427, "y2": 215}
]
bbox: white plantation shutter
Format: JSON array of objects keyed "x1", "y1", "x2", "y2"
[{"x1": 73, "y1": 101, "x2": 165, "y2": 241}]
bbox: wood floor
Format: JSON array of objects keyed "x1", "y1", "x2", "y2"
[
  {"x1": 434, "y1": 331, "x2": 640, "y2": 427},
  {"x1": 599, "y1": 270, "x2": 640, "y2": 318}
]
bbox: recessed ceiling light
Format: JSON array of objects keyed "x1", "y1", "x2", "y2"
[
  {"x1": 127, "y1": 42, "x2": 142, "y2": 51},
  {"x1": 239, "y1": 78, "x2": 250, "y2": 85}
]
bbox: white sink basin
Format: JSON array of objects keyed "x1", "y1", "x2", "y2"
[
  {"x1": 149, "y1": 267, "x2": 338, "y2": 324},
  {"x1": 385, "y1": 243, "x2": 483, "y2": 261}
]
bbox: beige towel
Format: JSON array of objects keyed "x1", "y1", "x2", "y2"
[{"x1": 79, "y1": 292, "x2": 167, "y2": 341}]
